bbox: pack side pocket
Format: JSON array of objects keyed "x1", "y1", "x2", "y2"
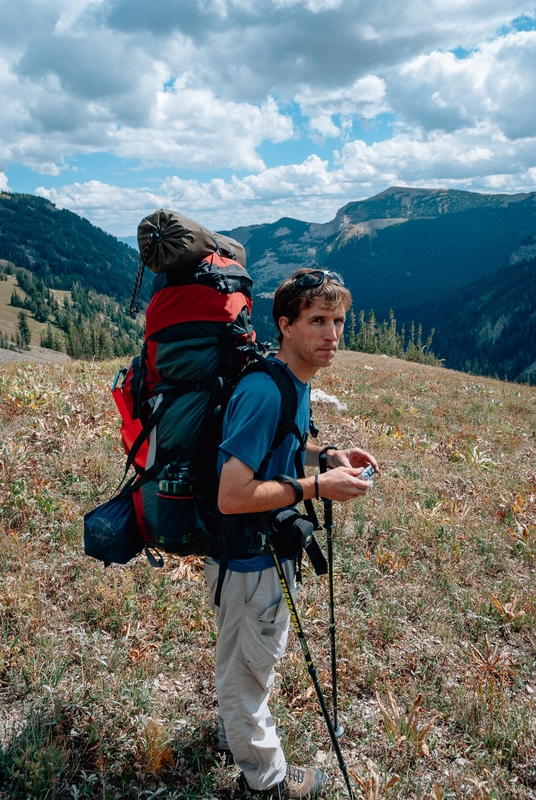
[{"x1": 156, "y1": 491, "x2": 213, "y2": 556}]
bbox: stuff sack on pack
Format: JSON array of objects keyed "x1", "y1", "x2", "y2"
[
  {"x1": 137, "y1": 208, "x2": 246, "y2": 274},
  {"x1": 83, "y1": 490, "x2": 143, "y2": 566}
]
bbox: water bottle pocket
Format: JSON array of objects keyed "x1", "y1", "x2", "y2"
[{"x1": 155, "y1": 492, "x2": 213, "y2": 555}]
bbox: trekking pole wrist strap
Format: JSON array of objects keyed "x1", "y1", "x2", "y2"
[
  {"x1": 319, "y1": 445, "x2": 338, "y2": 474},
  {"x1": 274, "y1": 474, "x2": 304, "y2": 504}
]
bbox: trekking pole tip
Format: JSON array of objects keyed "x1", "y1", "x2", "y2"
[{"x1": 334, "y1": 723, "x2": 344, "y2": 738}]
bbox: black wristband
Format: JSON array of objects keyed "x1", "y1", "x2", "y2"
[
  {"x1": 274, "y1": 473, "x2": 304, "y2": 504},
  {"x1": 315, "y1": 473, "x2": 320, "y2": 500}
]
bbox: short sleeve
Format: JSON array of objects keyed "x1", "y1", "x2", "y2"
[{"x1": 218, "y1": 373, "x2": 282, "y2": 474}]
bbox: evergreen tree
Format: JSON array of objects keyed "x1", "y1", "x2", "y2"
[
  {"x1": 346, "y1": 306, "x2": 441, "y2": 366},
  {"x1": 10, "y1": 288, "x2": 24, "y2": 307},
  {"x1": 17, "y1": 311, "x2": 31, "y2": 349},
  {"x1": 40, "y1": 323, "x2": 64, "y2": 352},
  {"x1": 346, "y1": 309, "x2": 357, "y2": 350}
]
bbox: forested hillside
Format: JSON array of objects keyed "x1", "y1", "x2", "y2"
[
  {"x1": 226, "y1": 187, "x2": 536, "y2": 319},
  {"x1": 322, "y1": 203, "x2": 536, "y2": 319},
  {"x1": 0, "y1": 193, "x2": 148, "y2": 359},
  {"x1": 0, "y1": 192, "x2": 150, "y2": 305},
  {"x1": 230, "y1": 187, "x2": 536, "y2": 384},
  {"x1": 402, "y1": 255, "x2": 536, "y2": 384}
]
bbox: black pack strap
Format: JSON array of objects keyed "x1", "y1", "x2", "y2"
[
  {"x1": 144, "y1": 545, "x2": 164, "y2": 568},
  {"x1": 292, "y1": 442, "x2": 321, "y2": 531},
  {"x1": 209, "y1": 234, "x2": 222, "y2": 257},
  {"x1": 304, "y1": 535, "x2": 328, "y2": 576},
  {"x1": 118, "y1": 391, "x2": 178, "y2": 487},
  {"x1": 244, "y1": 356, "x2": 299, "y2": 476},
  {"x1": 295, "y1": 547, "x2": 303, "y2": 584},
  {"x1": 129, "y1": 260, "x2": 146, "y2": 317},
  {"x1": 140, "y1": 228, "x2": 160, "y2": 267},
  {"x1": 210, "y1": 233, "x2": 236, "y2": 262},
  {"x1": 214, "y1": 541, "x2": 232, "y2": 607},
  {"x1": 310, "y1": 417, "x2": 320, "y2": 439},
  {"x1": 117, "y1": 458, "x2": 163, "y2": 498}
]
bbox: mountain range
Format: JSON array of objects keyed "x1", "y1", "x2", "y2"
[
  {"x1": 224, "y1": 187, "x2": 536, "y2": 382},
  {"x1": 0, "y1": 187, "x2": 534, "y2": 383},
  {"x1": 224, "y1": 186, "x2": 535, "y2": 312}
]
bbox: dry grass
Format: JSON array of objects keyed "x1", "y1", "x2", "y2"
[{"x1": 0, "y1": 351, "x2": 535, "y2": 798}]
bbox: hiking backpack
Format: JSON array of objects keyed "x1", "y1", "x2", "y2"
[{"x1": 84, "y1": 209, "x2": 326, "y2": 576}]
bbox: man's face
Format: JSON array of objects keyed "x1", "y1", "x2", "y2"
[{"x1": 281, "y1": 298, "x2": 346, "y2": 372}]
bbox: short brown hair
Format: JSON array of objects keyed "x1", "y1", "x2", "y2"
[{"x1": 272, "y1": 268, "x2": 352, "y2": 342}]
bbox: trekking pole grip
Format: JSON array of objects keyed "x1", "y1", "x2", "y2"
[{"x1": 318, "y1": 445, "x2": 338, "y2": 476}]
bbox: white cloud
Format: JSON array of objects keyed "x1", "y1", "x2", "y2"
[
  {"x1": 4, "y1": 0, "x2": 536, "y2": 231},
  {"x1": 296, "y1": 76, "x2": 389, "y2": 137},
  {"x1": 35, "y1": 121, "x2": 536, "y2": 237},
  {"x1": 0, "y1": 173, "x2": 9, "y2": 192},
  {"x1": 112, "y1": 93, "x2": 293, "y2": 171},
  {"x1": 389, "y1": 32, "x2": 536, "y2": 139},
  {"x1": 273, "y1": 0, "x2": 344, "y2": 9},
  {"x1": 0, "y1": 48, "x2": 293, "y2": 173},
  {"x1": 35, "y1": 155, "x2": 340, "y2": 234}
]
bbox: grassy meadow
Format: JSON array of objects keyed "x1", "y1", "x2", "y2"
[{"x1": 0, "y1": 351, "x2": 535, "y2": 799}]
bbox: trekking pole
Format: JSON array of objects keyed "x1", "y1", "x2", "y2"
[
  {"x1": 319, "y1": 452, "x2": 344, "y2": 738},
  {"x1": 267, "y1": 539, "x2": 355, "y2": 800}
]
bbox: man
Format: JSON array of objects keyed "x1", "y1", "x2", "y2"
[{"x1": 204, "y1": 268, "x2": 378, "y2": 798}]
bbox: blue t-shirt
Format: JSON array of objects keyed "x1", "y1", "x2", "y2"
[{"x1": 218, "y1": 357, "x2": 310, "y2": 570}]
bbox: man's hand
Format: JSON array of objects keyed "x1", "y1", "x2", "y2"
[
  {"x1": 315, "y1": 466, "x2": 373, "y2": 501},
  {"x1": 305, "y1": 443, "x2": 379, "y2": 476},
  {"x1": 327, "y1": 447, "x2": 379, "y2": 474},
  {"x1": 218, "y1": 451, "x2": 377, "y2": 515}
]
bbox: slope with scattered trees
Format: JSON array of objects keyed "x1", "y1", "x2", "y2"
[{"x1": 0, "y1": 192, "x2": 150, "y2": 305}]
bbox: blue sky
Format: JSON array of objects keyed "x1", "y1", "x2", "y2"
[{"x1": 1, "y1": 1, "x2": 536, "y2": 238}]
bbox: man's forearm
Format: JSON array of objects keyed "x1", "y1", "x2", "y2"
[
  {"x1": 218, "y1": 454, "x2": 373, "y2": 514},
  {"x1": 218, "y1": 471, "x2": 317, "y2": 514}
]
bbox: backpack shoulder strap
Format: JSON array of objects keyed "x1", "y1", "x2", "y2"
[
  {"x1": 242, "y1": 355, "x2": 320, "y2": 529},
  {"x1": 242, "y1": 356, "x2": 300, "y2": 479}
]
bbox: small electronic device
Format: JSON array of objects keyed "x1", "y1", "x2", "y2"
[{"x1": 360, "y1": 464, "x2": 375, "y2": 486}]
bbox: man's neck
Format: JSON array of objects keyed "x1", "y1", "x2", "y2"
[{"x1": 275, "y1": 345, "x2": 317, "y2": 383}]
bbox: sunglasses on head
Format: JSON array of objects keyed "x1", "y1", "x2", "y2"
[{"x1": 294, "y1": 269, "x2": 345, "y2": 288}]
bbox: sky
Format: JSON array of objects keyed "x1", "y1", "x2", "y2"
[{"x1": 2, "y1": 0, "x2": 536, "y2": 239}]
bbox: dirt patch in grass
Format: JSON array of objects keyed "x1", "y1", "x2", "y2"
[{"x1": 0, "y1": 345, "x2": 71, "y2": 364}]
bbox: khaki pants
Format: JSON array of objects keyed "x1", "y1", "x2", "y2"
[{"x1": 205, "y1": 557, "x2": 296, "y2": 791}]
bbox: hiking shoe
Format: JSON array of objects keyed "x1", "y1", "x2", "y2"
[{"x1": 239, "y1": 764, "x2": 327, "y2": 799}]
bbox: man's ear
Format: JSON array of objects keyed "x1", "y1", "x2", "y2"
[{"x1": 278, "y1": 315, "x2": 293, "y2": 340}]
